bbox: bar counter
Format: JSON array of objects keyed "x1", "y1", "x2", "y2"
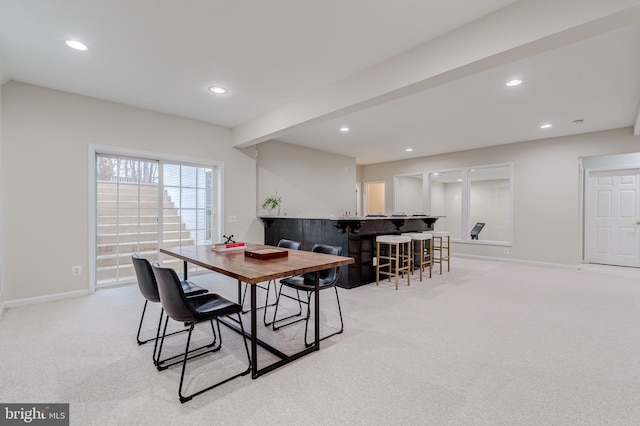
[{"x1": 258, "y1": 215, "x2": 439, "y2": 288}]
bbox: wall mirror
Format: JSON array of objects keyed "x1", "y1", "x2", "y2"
[
  {"x1": 468, "y1": 165, "x2": 511, "y2": 243},
  {"x1": 429, "y1": 170, "x2": 463, "y2": 239},
  {"x1": 427, "y1": 165, "x2": 512, "y2": 243}
]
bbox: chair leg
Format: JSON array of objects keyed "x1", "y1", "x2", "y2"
[
  {"x1": 139, "y1": 301, "x2": 187, "y2": 347},
  {"x1": 137, "y1": 300, "x2": 189, "y2": 366},
  {"x1": 242, "y1": 281, "x2": 280, "y2": 315},
  {"x1": 271, "y1": 286, "x2": 282, "y2": 329},
  {"x1": 155, "y1": 315, "x2": 171, "y2": 368},
  {"x1": 394, "y1": 244, "x2": 400, "y2": 290},
  {"x1": 156, "y1": 316, "x2": 219, "y2": 371},
  {"x1": 428, "y1": 239, "x2": 433, "y2": 278},
  {"x1": 136, "y1": 300, "x2": 150, "y2": 345},
  {"x1": 262, "y1": 280, "x2": 277, "y2": 326},
  {"x1": 418, "y1": 240, "x2": 423, "y2": 281},
  {"x1": 303, "y1": 286, "x2": 344, "y2": 348},
  {"x1": 152, "y1": 308, "x2": 165, "y2": 365},
  {"x1": 240, "y1": 283, "x2": 249, "y2": 314},
  {"x1": 376, "y1": 241, "x2": 380, "y2": 286},
  {"x1": 446, "y1": 237, "x2": 450, "y2": 272},
  {"x1": 272, "y1": 284, "x2": 304, "y2": 330},
  {"x1": 178, "y1": 314, "x2": 251, "y2": 403},
  {"x1": 178, "y1": 323, "x2": 196, "y2": 403}
]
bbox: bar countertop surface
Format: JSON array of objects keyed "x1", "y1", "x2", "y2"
[{"x1": 258, "y1": 215, "x2": 441, "y2": 221}]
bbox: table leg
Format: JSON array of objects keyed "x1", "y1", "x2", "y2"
[
  {"x1": 160, "y1": 248, "x2": 335, "y2": 381},
  {"x1": 251, "y1": 282, "x2": 258, "y2": 378},
  {"x1": 314, "y1": 270, "x2": 320, "y2": 351}
]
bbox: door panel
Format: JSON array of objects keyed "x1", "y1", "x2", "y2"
[
  {"x1": 587, "y1": 170, "x2": 640, "y2": 267},
  {"x1": 595, "y1": 227, "x2": 611, "y2": 255}
]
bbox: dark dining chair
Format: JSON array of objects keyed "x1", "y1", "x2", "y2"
[
  {"x1": 271, "y1": 244, "x2": 344, "y2": 347},
  {"x1": 240, "y1": 239, "x2": 301, "y2": 325},
  {"x1": 152, "y1": 262, "x2": 251, "y2": 403},
  {"x1": 132, "y1": 254, "x2": 208, "y2": 366}
]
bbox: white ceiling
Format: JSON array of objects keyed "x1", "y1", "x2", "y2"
[
  {"x1": 1, "y1": 0, "x2": 639, "y2": 165},
  {"x1": 278, "y1": 22, "x2": 640, "y2": 164}
]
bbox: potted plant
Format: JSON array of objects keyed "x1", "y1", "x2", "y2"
[{"x1": 262, "y1": 192, "x2": 282, "y2": 215}]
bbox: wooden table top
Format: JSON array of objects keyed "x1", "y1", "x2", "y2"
[{"x1": 160, "y1": 244, "x2": 354, "y2": 284}]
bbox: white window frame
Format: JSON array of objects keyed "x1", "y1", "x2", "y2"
[{"x1": 88, "y1": 144, "x2": 224, "y2": 293}]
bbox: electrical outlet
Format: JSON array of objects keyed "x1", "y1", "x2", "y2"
[
  {"x1": 228, "y1": 215, "x2": 237, "y2": 223},
  {"x1": 503, "y1": 248, "x2": 510, "y2": 255},
  {"x1": 71, "y1": 266, "x2": 81, "y2": 276}
]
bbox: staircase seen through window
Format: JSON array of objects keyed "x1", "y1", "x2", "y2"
[{"x1": 95, "y1": 155, "x2": 217, "y2": 288}]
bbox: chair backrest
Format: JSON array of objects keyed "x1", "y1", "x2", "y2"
[
  {"x1": 278, "y1": 239, "x2": 301, "y2": 250},
  {"x1": 304, "y1": 244, "x2": 342, "y2": 283},
  {"x1": 151, "y1": 263, "x2": 196, "y2": 323},
  {"x1": 131, "y1": 254, "x2": 160, "y2": 302}
]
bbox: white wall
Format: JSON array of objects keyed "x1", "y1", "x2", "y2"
[
  {"x1": 256, "y1": 140, "x2": 356, "y2": 217},
  {"x1": 395, "y1": 175, "x2": 423, "y2": 213},
  {"x1": 1, "y1": 81, "x2": 259, "y2": 302},
  {"x1": 361, "y1": 127, "x2": 640, "y2": 267},
  {"x1": 0, "y1": 82, "x2": 4, "y2": 310},
  {"x1": 0, "y1": 55, "x2": 5, "y2": 84}
]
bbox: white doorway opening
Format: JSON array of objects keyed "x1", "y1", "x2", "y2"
[{"x1": 364, "y1": 181, "x2": 386, "y2": 216}]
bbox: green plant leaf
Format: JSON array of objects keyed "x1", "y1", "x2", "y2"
[{"x1": 262, "y1": 192, "x2": 282, "y2": 209}]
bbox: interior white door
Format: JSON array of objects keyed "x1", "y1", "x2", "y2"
[{"x1": 587, "y1": 169, "x2": 640, "y2": 267}]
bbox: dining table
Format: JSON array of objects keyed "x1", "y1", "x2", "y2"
[{"x1": 160, "y1": 243, "x2": 354, "y2": 379}]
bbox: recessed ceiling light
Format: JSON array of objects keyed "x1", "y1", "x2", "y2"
[
  {"x1": 506, "y1": 79, "x2": 522, "y2": 87},
  {"x1": 405, "y1": 148, "x2": 413, "y2": 152},
  {"x1": 208, "y1": 86, "x2": 228, "y2": 94},
  {"x1": 340, "y1": 127, "x2": 349, "y2": 132},
  {"x1": 65, "y1": 40, "x2": 88, "y2": 51},
  {"x1": 540, "y1": 123, "x2": 552, "y2": 129}
]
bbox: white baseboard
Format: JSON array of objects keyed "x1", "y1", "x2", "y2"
[
  {"x1": 3, "y1": 289, "x2": 90, "y2": 310},
  {"x1": 453, "y1": 253, "x2": 579, "y2": 270}
]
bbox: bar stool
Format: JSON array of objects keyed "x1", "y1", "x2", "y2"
[
  {"x1": 401, "y1": 232, "x2": 433, "y2": 281},
  {"x1": 376, "y1": 235, "x2": 412, "y2": 290},
  {"x1": 424, "y1": 231, "x2": 450, "y2": 274}
]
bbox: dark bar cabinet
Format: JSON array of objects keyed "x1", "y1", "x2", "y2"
[{"x1": 258, "y1": 216, "x2": 439, "y2": 289}]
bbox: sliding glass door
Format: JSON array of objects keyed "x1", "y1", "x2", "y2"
[
  {"x1": 95, "y1": 154, "x2": 218, "y2": 288},
  {"x1": 159, "y1": 163, "x2": 217, "y2": 274}
]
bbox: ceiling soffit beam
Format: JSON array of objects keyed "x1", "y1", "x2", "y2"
[{"x1": 232, "y1": 0, "x2": 640, "y2": 148}]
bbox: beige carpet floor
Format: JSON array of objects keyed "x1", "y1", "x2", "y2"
[{"x1": 1, "y1": 257, "x2": 640, "y2": 425}]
